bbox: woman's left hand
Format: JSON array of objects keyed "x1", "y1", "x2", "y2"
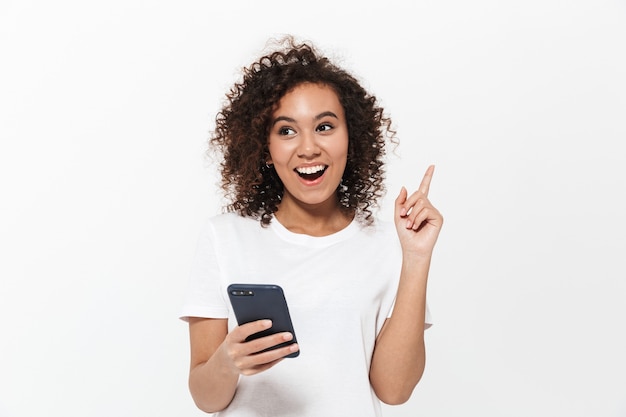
[{"x1": 394, "y1": 165, "x2": 444, "y2": 259}]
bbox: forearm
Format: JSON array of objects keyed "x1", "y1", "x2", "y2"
[
  {"x1": 189, "y1": 346, "x2": 240, "y2": 413},
  {"x1": 370, "y1": 254, "x2": 430, "y2": 404}
]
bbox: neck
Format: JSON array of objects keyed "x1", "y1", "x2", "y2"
[{"x1": 274, "y1": 196, "x2": 353, "y2": 237}]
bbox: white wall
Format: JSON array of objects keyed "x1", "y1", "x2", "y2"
[{"x1": 1, "y1": 1, "x2": 625, "y2": 416}]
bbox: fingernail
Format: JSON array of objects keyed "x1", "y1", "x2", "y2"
[
  {"x1": 400, "y1": 208, "x2": 407, "y2": 216},
  {"x1": 406, "y1": 219, "x2": 413, "y2": 229}
]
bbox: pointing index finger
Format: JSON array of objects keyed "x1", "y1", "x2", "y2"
[{"x1": 419, "y1": 165, "x2": 435, "y2": 196}]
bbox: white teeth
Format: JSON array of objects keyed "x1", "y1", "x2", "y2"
[{"x1": 296, "y1": 165, "x2": 326, "y2": 175}]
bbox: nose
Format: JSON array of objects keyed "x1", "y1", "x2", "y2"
[{"x1": 297, "y1": 131, "x2": 321, "y2": 158}]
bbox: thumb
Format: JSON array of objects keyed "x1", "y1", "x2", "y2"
[{"x1": 395, "y1": 186, "x2": 408, "y2": 216}]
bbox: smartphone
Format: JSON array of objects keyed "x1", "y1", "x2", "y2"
[{"x1": 227, "y1": 283, "x2": 299, "y2": 358}]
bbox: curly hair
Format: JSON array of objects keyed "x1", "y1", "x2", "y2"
[{"x1": 209, "y1": 36, "x2": 396, "y2": 226}]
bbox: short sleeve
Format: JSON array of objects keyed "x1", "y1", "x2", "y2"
[
  {"x1": 425, "y1": 303, "x2": 433, "y2": 330},
  {"x1": 179, "y1": 219, "x2": 230, "y2": 321},
  {"x1": 387, "y1": 299, "x2": 434, "y2": 330}
]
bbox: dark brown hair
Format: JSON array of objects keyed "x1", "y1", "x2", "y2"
[{"x1": 210, "y1": 36, "x2": 396, "y2": 226}]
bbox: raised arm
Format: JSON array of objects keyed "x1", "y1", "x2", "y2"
[{"x1": 369, "y1": 165, "x2": 443, "y2": 404}]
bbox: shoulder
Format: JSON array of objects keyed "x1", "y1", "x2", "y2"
[
  {"x1": 359, "y1": 218, "x2": 397, "y2": 238},
  {"x1": 205, "y1": 212, "x2": 257, "y2": 228},
  {"x1": 202, "y1": 212, "x2": 267, "y2": 241},
  {"x1": 355, "y1": 218, "x2": 400, "y2": 247}
]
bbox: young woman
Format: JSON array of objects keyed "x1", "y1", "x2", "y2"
[{"x1": 180, "y1": 36, "x2": 443, "y2": 417}]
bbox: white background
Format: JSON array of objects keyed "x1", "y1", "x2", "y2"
[{"x1": 1, "y1": 1, "x2": 625, "y2": 416}]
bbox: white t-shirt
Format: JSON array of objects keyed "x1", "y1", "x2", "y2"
[{"x1": 180, "y1": 213, "x2": 432, "y2": 417}]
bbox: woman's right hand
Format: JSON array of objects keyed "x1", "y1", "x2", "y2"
[
  {"x1": 219, "y1": 319, "x2": 299, "y2": 376},
  {"x1": 188, "y1": 317, "x2": 299, "y2": 412}
]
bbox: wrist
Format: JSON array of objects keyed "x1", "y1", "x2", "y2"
[{"x1": 401, "y1": 250, "x2": 433, "y2": 265}]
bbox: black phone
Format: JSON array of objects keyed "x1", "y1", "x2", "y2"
[{"x1": 227, "y1": 283, "x2": 299, "y2": 358}]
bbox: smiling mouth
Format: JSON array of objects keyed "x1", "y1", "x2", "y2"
[{"x1": 295, "y1": 165, "x2": 327, "y2": 181}]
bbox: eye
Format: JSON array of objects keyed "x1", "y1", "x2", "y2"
[
  {"x1": 316, "y1": 123, "x2": 333, "y2": 132},
  {"x1": 278, "y1": 126, "x2": 296, "y2": 136}
]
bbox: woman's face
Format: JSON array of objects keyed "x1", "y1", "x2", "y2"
[{"x1": 267, "y1": 83, "x2": 349, "y2": 210}]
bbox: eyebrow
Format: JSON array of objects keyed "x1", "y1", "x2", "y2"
[{"x1": 271, "y1": 111, "x2": 339, "y2": 126}]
